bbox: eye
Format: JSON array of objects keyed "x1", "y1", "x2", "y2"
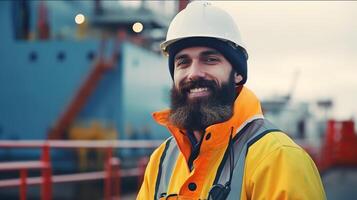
[
  {"x1": 203, "y1": 56, "x2": 220, "y2": 64},
  {"x1": 175, "y1": 58, "x2": 190, "y2": 68}
]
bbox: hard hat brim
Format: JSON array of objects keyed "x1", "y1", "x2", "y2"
[{"x1": 160, "y1": 36, "x2": 247, "y2": 58}]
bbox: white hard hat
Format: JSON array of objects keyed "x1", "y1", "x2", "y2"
[{"x1": 160, "y1": 1, "x2": 246, "y2": 56}]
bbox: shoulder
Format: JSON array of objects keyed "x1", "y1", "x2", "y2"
[
  {"x1": 246, "y1": 131, "x2": 309, "y2": 175},
  {"x1": 138, "y1": 137, "x2": 176, "y2": 199},
  {"x1": 243, "y1": 131, "x2": 326, "y2": 199},
  {"x1": 250, "y1": 129, "x2": 302, "y2": 154},
  {"x1": 146, "y1": 137, "x2": 176, "y2": 169}
]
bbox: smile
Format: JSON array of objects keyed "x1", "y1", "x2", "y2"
[{"x1": 188, "y1": 87, "x2": 210, "y2": 98}]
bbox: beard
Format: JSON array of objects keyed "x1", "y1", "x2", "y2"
[{"x1": 169, "y1": 72, "x2": 237, "y2": 131}]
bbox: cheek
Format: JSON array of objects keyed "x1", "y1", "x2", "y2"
[
  {"x1": 173, "y1": 71, "x2": 184, "y2": 88},
  {"x1": 219, "y1": 65, "x2": 233, "y2": 82},
  {"x1": 209, "y1": 69, "x2": 229, "y2": 84}
]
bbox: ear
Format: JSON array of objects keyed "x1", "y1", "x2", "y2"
[{"x1": 234, "y1": 73, "x2": 243, "y2": 84}]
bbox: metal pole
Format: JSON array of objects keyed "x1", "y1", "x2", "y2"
[
  {"x1": 104, "y1": 147, "x2": 113, "y2": 200},
  {"x1": 41, "y1": 143, "x2": 52, "y2": 200},
  {"x1": 112, "y1": 158, "x2": 120, "y2": 200},
  {"x1": 20, "y1": 169, "x2": 28, "y2": 200}
]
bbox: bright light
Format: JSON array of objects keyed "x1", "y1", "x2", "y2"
[
  {"x1": 132, "y1": 22, "x2": 144, "y2": 33},
  {"x1": 75, "y1": 14, "x2": 85, "y2": 25}
]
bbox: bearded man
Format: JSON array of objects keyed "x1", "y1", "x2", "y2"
[{"x1": 137, "y1": 2, "x2": 326, "y2": 200}]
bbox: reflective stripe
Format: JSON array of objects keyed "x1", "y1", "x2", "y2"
[
  {"x1": 155, "y1": 137, "x2": 180, "y2": 199},
  {"x1": 227, "y1": 119, "x2": 280, "y2": 200},
  {"x1": 154, "y1": 119, "x2": 280, "y2": 200}
]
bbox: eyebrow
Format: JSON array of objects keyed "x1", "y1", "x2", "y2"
[
  {"x1": 200, "y1": 50, "x2": 221, "y2": 57},
  {"x1": 175, "y1": 54, "x2": 189, "y2": 61},
  {"x1": 175, "y1": 50, "x2": 222, "y2": 61}
]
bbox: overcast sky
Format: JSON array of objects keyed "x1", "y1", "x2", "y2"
[{"x1": 211, "y1": 1, "x2": 357, "y2": 120}]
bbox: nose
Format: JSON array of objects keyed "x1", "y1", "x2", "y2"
[{"x1": 187, "y1": 61, "x2": 205, "y2": 81}]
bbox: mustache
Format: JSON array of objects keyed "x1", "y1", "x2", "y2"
[{"x1": 179, "y1": 78, "x2": 218, "y2": 94}]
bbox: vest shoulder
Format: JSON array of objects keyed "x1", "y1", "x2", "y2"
[
  {"x1": 246, "y1": 131, "x2": 304, "y2": 169},
  {"x1": 245, "y1": 131, "x2": 310, "y2": 177},
  {"x1": 250, "y1": 131, "x2": 301, "y2": 151},
  {"x1": 242, "y1": 132, "x2": 325, "y2": 199},
  {"x1": 150, "y1": 137, "x2": 175, "y2": 160}
]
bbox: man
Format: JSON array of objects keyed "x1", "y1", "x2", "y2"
[{"x1": 138, "y1": 2, "x2": 326, "y2": 200}]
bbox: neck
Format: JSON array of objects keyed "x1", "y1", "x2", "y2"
[{"x1": 193, "y1": 130, "x2": 203, "y2": 141}]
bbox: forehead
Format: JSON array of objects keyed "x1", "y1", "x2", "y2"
[{"x1": 174, "y1": 46, "x2": 222, "y2": 59}]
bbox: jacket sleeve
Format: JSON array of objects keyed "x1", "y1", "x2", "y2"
[
  {"x1": 246, "y1": 146, "x2": 326, "y2": 200},
  {"x1": 137, "y1": 162, "x2": 151, "y2": 200},
  {"x1": 137, "y1": 142, "x2": 167, "y2": 200}
]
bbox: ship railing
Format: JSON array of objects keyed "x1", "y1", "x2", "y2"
[{"x1": 0, "y1": 140, "x2": 162, "y2": 200}]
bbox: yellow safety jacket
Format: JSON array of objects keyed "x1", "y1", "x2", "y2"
[{"x1": 137, "y1": 87, "x2": 326, "y2": 200}]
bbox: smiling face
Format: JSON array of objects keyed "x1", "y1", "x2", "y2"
[
  {"x1": 173, "y1": 47, "x2": 234, "y2": 100},
  {"x1": 169, "y1": 46, "x2": 242, "y2": 131}
]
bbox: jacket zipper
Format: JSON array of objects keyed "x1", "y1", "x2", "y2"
[{"x1": 187, "y1": 131, "x2": 204, "y2": 171}]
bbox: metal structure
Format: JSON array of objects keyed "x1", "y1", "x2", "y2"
[
  {"x1": 318, "y1": 120, "x2": 357, "y2": 173},
  {"x1": 48, "y1": 39, "x2": 120, "y2": 139},
  {"x1": 0, "y1": 140, "x2": 162, "y2": 200}
]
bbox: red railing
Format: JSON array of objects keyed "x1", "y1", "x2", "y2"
[
  {"x1": 296, "y1": 120, "x2": 357, "y2": 173},
  {"x1": 0, "y1": 140, "x2": 162, "y2": 200},
  {"x1": 319, "y1": 120, "x2": 357, "y2": 172}
]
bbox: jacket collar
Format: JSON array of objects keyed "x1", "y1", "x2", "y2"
[{"x1": 152, "y1": 86, "x2": 263, "y2": 160}]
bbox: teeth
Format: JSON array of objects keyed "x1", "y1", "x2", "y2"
[{"x1": 190, "y1": 87, "x2": 208, "y2": 93}]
